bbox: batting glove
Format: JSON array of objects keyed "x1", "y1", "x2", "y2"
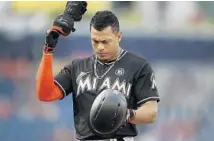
[
  {"x1": 64, "y1": 1, "x2": 87, "y2": 21},
  {"x1": 126, "y1": 109, "x2": 136, "y2": 123},
  {"x1": 44, "y1": 30, "x2": 59, "y2": 53},
  {"x1": 52, "y1": 13, "x2": 75, "y2": 37},
  {"x1": 44, "y1": 13, "x2": 75, "y2": 53}
]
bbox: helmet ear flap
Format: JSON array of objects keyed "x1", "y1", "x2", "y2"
[{"x1": 88, "y1": 89, "x2": 127, "y2": 138}]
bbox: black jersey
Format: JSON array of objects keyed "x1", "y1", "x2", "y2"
[{"x1": 54, "y1": 49, "x2": 160, "y2": 140}]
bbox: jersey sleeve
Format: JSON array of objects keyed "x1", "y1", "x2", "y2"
[
  {"x1": 134, "y1": 63, "x2": 160, "y2": 107},
  {"x1": 54, "y1": 62, "x2": 73, "y2": 99}
]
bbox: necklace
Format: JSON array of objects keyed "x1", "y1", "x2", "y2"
[{"x1": 94, "y1": 49, "x2": 123, "y2": 79}]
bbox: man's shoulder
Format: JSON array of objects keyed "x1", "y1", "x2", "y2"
[
  {"x1": 125, "y1": 51, "x2": 154, "y2": 77},
  {"x1": 71, "y1": 55, "x2": 94, "y2": 69},
  {"x1": 125, "y1": 51, "x2": 149, "y2": 66},
  {"x1": 72, "y1": 55, "x2": 94, "y2": 64}
]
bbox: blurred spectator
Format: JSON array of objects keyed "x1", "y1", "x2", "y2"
[
  {"x1": 50, "y1": 127, "x2": 74, "y2": 141},
  {"x1": 138, "y1": 1, "x2": 198, "y2": 32},
  {"x1": 111, "y1": 1, "x2": 134, "y2": 14},
  {"x1": 0, "y1": 75, "x2": 14, "y2": 120},
  {"x1": 196, "y1": 92, "x2": 214, "y2": 141}
]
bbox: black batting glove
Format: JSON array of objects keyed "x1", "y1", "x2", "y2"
[
  {"x1": 43, "y1": 1, "x2": 88, "y2": 54},
  {"x1": 52, "y1": 13, "x2": 75, "y2": 36},
  {"x1": 43, "y1": 13, "x2": 75, "y2": 54},
  {"x1": 126, "y1": 109, "x2": 136, "y2": 123},
  {"x1": 44, "y1": 30, "x2": 60, "y2": 54},
  {"x1": 64, "y1": 1, "x2": 87, "y2": 21}
]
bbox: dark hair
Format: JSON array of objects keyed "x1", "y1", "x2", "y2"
[{"x1": 90, "y1": 10, "x2": 120, "y2": 32}]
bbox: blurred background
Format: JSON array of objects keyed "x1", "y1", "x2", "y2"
[{"x1": 0, "y1": 1, "x2": 214, "y2": 141}]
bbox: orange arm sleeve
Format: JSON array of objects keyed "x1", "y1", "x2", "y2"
[{"x1": 36, "y1": 53, "x2": 63, "y2": 101}]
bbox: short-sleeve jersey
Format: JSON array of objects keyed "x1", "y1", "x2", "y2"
[{"x1": 54, "y1": 49, "x2": 160, "y2": 140}]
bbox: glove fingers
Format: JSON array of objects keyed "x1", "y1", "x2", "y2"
[
  {"x1": 53, "y1": 14, "x2": 75, "y2": 36},
  {"x1": 65, "y1": 1, "x2": 87, "y2": 21},
  {"x1": 51, "y1": 26, "x2": 66, "y2": 36},
  {"x1": 45, "y1": 30, "x2": 59, "y2": 48},
  {"x1": 66, "y1": 1, "x2": 87, "y2": 9},
  {"x1": 44, "y1": 1, "x2": 87, "y2": 53},
  {"x1": 46, "y1": 29, "x2": 60, "y2": 39}
]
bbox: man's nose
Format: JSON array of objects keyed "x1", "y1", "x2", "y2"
[{"x1": 97, "y1": 43, "x2": 104, "y2": 50}]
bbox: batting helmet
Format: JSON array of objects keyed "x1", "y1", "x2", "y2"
[{"x1": 88, "y1": 89, "x2": 128, "y2": 138}]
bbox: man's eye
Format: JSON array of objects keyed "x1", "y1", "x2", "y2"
[
  {"x1": 92, "y1": 40, "x2": 98, "y2": 44},
  {"x1": 102, "y1": 41, "x2": 108, "y2": 44}
]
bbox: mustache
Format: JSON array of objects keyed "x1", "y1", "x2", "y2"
[{"x1": 96, "y1": 52, "x2": 107, "y2": 54}]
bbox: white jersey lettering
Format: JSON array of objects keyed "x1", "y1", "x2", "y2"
[{"x1": 76, "y1": 74, "x2": 132, "y2": 97}]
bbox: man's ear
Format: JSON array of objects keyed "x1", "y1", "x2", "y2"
[{"x1": 118, "y1": 32, "x2": 122, "y2": 42}]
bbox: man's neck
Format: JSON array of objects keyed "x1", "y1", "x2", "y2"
[{"x1": 99, "y1": 48, "x2": 121, "y2": 64}]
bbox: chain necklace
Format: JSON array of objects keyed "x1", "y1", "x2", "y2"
[{"x1": 94, "y1": 49, "x2": 123, "y2": 79}]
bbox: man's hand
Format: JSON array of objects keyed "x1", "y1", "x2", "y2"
[
  {"x1": 119, "y1": 109, "x2": 136, "y2": 129},
  {"x1": 129, "y1": 101, "x2": 158, "y2": 124},
  {"x1": 44, "y1": 30, "x2": 60, "y2": 53},
  {"x1": 43, "y1": 1, "x2": 88, "y2": 54},
  {"x1": 52, "y1": 1, "x2": 88, "y2": 36},
  {"x1": 126, "y1": 109, "x2": 136, "y2": 122},
  {"x1": 122, "y1": 101, "x2": 157, "y2": 127},
  {"x1": 43, "y1": 13, "x2": 75, "y2": 54},
  {"x1": 52, "y1": 13, "x2": 75, "y2": 36},
  {"x1": 64, "y1": 1, "x2": 87, "y2": 21}
]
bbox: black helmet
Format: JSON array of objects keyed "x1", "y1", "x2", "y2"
[{"x1": 88, "y1": 89, "x2": 127, "y2": 138}]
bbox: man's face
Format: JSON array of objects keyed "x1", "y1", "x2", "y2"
[{"x1": 90, "y1": 26, "x2": 122, "y2": 61}]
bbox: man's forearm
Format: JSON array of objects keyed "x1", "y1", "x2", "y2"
[
  {"x1": 36, "y1": 53, "x2": 63, "y2": 101},
  {"x1": 130, "y1": 101, "x2": 158, "y2": 124}
]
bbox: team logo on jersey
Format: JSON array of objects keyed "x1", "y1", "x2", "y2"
[
  {"x1": 115, "y1": 68, "x2": 125, "y2": 76},
  {"x1": 76, "y1": 71, "x2": 91, "y2": 83},
  {"x1": 150, "y1": 73, "x2": 157, "y2": 90}
]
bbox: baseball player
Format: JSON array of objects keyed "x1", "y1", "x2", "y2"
[{"x1": 36, "y1": 2, "x2": 160, "y2": 141}]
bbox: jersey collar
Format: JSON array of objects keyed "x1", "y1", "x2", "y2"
[{"x1": 96, "y1": 48, "x2": 127, "y2": 66}]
